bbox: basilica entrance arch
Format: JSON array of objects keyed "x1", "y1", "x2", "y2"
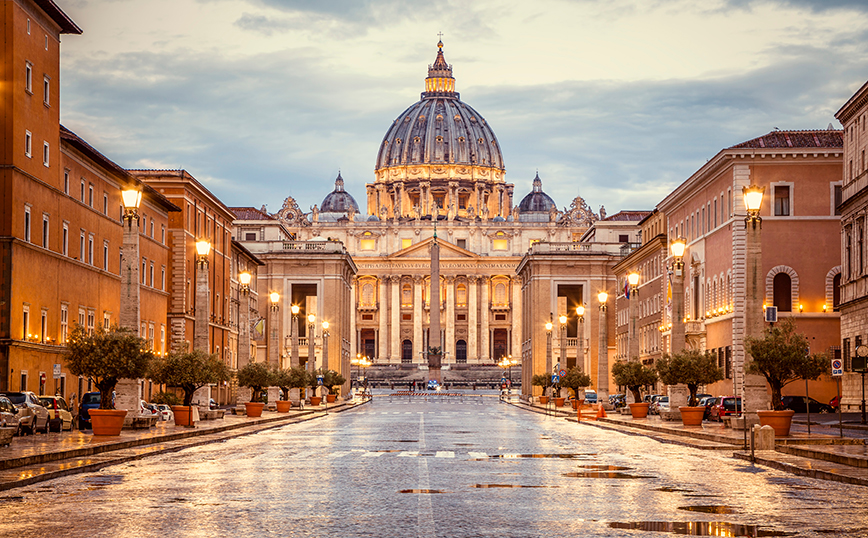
[
  {"x1": 402, "y1": 339, "x2": 413, "y2": 363},
  {"x1": 456, "y1": 340, "x2": 467, "y2": 363}
]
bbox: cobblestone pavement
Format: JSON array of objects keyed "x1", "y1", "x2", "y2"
[{"x1": 3, "y1": 395, "x2": 868, "y2": 538}]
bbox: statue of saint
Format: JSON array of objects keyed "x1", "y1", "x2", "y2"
[{"x1": 310, "y1": 204, "x2": 319, "y2": 222}]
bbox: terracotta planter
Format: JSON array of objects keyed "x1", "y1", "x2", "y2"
[
  {"x1": 538, "y1": 396, "x2": 549, "y2": 405},
  {"x1": 245, "y1": 402, "x2": 265, "y2": 418},
  {"x1": 326, "y1": 394, "x2": 336, "y2": 403},
  {"x1": 628, "y1": 402, "x2": 650, "y2": 419},
  {"x1": 572, "y1": 399, "x2": 580, "y2": 410},
  {"x1": 310, "y1": 396, "x2": 322, "y2": 406},
  {"x1": 554, "y1": 397, "x2": 566, "y2": 407},
  {"x1": 275, "y1": 400, "x2": 291, "y2": 413},
  {"x1": 89, "y1": 409, "x2": 127, "y2": 436},
  {"x1": 679, "y1": 406, "x2": 705, "y2": 426},
  {"x1": 757, "y1": 409, "x2": 795, "y2": 437},
  {"x1": 171, "y1": 405, "x2": 192, "y2": 426}
]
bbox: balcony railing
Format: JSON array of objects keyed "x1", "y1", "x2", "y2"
[{"x1": 527, "y1": 241, "x2": 629, "y2": 256}]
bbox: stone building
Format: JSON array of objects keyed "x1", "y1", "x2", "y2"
[{"x1": 836, "y1": 80, "x2": 868, "y2": 411}]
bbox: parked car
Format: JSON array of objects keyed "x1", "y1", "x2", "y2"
[
  {"x1": 38, "y1": 396, "x2": 74, "y2": 432},
  {"x1": 610, "y1": 394, "x2": 626, "y2": 408},
  {"x1": 155, "y1": 404, "x2": 174, "y2": 422},
  {"x1": 583, "y1": 390, "x2": 598, "y2": 404},
  {"x1": 427, "y1": 379, "x2": 440, "y2": 390},
  {"x1": 781, "y1": 396, "x2": 834, "y2": 414},
  {"x1": 140, "y1": 401, "x2": 159, "y2": 417},
  {"x1": 709, "y1": 396, "x2": 741, "y2": 422},
  {"x1": 0, "y1": 396, "x2": 21, "y2": 432},
  {"x1": 643, "y1": 394, "x2": 662, "y2": 404},
  {"x1": 2, "y1": 392, "x2": 50, "y2": 434},
  {"x1": 79, "y1": 391, "x2": 101, "y2": 430},
  {"x1": 209, "y1": 398, "x2": 219, "y2": 410},
  {"x1": 700, "y1": 397, "x2": 719, "y2": 420},
  {"x1": 651, "y1": 396, "x2": 670, "y2": 414}
]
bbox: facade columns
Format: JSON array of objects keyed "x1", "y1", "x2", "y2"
[
  {"x1": 378, "y1": 276, "x2": 389, "y2": 361},
  {"x1": 511, "y1": 277, "x2": 522, "y2": 359},
  {"x1": 445, "y1": 277, "x2": 455, "y2": 360},
  {"x1": 598, "y1": 297, "x2": 609, "y2": 401},
  {"x1": 467, "y1": 276, "x2": 478, "y2": 363},
  {"x1": 480, "y1": 276, "x2": 490, "y2": 362},
  {"x1": 349, "y1": 277, "x2": 357, "y2": 363},
  {"x1": 390, "y1": 275, "x2": 401, "y2": 363},
  {"x1": 413, "y1": 275, "x2": 423, "y2": 363}
]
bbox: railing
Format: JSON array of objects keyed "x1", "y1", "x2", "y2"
[
  {"x1": 528, "y1": 242, "x2": 628, "y2": 256},
  {"x1": 566, "y1": 338, "x2": 578, "y2": 347},
  {"x1": 282, "y1": 240, "x2": 345, "y2": 252}
]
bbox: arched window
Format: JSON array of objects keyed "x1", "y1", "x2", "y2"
[
  {"x1": 402, "y1": 283, "x2": 412, "y2": 306},
  {"x1": 456, "y1": 284, "x2": 467, "y2": 306},
  {"x1": 773, "y1": 273, "x2": 792, "y2": 312}
]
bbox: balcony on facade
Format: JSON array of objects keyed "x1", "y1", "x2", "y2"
[
  {"x1": 528, "y1": 241, "x2": 627, "y2": 256},
  {"x1": 244, "y1": 240, "x2": 347, "y2": 254}
]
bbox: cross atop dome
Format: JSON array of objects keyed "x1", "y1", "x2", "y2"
[{"x1": 423, "y1": 39, "x2": 459, "y2": 99}]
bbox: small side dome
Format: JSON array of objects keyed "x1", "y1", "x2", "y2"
[
  {"x1": 518, "y1": 172, "x2": 556, "y2": 213},
  {"x1": 367, "y1": 214, "x2": 380, "y2": 222},
  {"x1": 492, "y1": 215, "x2": 506, "y2": 222},
  {"x1": 320, "y1": 172, "x2": 359, "y2": 214}
]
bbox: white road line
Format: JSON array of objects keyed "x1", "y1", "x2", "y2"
[
  {"x1": 362, "y1": 451, "x2": 386, "y2": 457},
  {"x1": 468, "y1": 452, "x2": 489, "y2": 459},
  {"x1": 398, "y1": 451, "x2": 420, "y2": 457},
  {"x1": 327, "y1": 451, "x2": 352, "y2": 458},
  {"x1": 434, "y1": 451, "x2": 455, "y2": 458}
]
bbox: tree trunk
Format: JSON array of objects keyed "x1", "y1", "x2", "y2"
[
  {"x1": 770, "y1": 381, "x2": 783, "y2": 411},
  {"x1": 630, "y1": 387, "x2": 642, "y2": 402}
]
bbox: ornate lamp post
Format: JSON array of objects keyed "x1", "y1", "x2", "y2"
[
  {"x1": 351, "y1": 353, "x2": 361, "y2": 391},
  {"x1": 575, "y1": 305, "x2": 585, "y2": 373},
  {"x1": 669, "y1": 237, "x2": 686, "y2": 355},
  {"x1": 545, "y1": 314, "x2": 553, "y2": 398},
  {"x1": 559, "y1": 314, "x2": 567, "y2": 370},
  {"x1": 742, "y1": 184, "x2": 766, "y2": 424},
  {"x1": 322, "y1": 320, "x2": 330, "y2": 371},
  {"x1": 290, "y1": 304, "x2": 300, "y2": 367},
  {"x1": 191, "y1": 238, "x2": 211, "y2": 407},
  {"x1": 360, "y1": 355, "x2": 372, "y2": 397},
  {"x1": 627, "y1": 271, "x2": 640, "y2": 361},
  {"x1": 116, "y1": 189, "x2": 143, "y2": 421},
  {"x1": 238, "y1": 271, "x2": 252, "y2": 371},
  {"x1": 307, "y1": 312, "x2": 316, "y2": 402},
  {"x1": 597, "y1": 291, "x2": 609, "y2": 402},
  {"x1": 268, "y1": 292, "x2": 280, "y2": 368}
]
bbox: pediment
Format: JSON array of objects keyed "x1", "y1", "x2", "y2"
[{"x1": 391, "y1": 237, "x2": 477, "y2": 259}]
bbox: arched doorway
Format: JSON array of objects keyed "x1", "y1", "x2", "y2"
[
  {"x1": 456, "y1": 340, "x2": 467, "y2": 363},
  {"x1": 402, "y1": 339, "x2": 412, "y2": 363}
]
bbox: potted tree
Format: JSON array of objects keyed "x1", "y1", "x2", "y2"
[
  {"x1": 656, "y1": 349, "x2": 723, "y2": 426},
  {"x1": 323, "y1": 369, "x2": 347, "y2": 403},
  {"x1": 612, "y1": 360, "x2": 658, "y2": 418},
  {"x1": 561, "y1": 368, "x2": 592, "y2": 410},
  {"x1": 273, "y1": 366, "x2": 308, "y2": 412},
  {"x1": 149, "y1": 347, "x2": 231, "y2": 426},
  {"x1": 236, "y1": 362, "x2": 274, "y2": 417},
  {"x1": 745, "y1": 319, "x2": 828, "y2": 437},
  {"x1": 531, "y1": 373, "x2": 552, "y2": 404},
  {"x1": 64, "y1": 325, "x2": 153, "y2": 435}
]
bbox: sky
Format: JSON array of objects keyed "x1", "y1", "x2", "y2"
[{"x1": 56, "y1": 0, "x2": 868, "y2": 216}]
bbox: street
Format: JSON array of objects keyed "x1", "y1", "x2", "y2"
[{"x1": 2, "y1": 393, "x2": 867, "y2": 537}]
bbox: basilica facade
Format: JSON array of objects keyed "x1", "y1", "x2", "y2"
[{"x1": 232, "y1": 42, "x2": 611, "y2": 379}]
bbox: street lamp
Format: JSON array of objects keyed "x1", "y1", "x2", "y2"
[
  {"x1": 597, "y1": 291, "x2": 609, "y2": 402},
  {"x1": 237, "y1": 271, "x2": 252, "y2": 374},
  {"x1": 239, "y1": 271, "x2": 251, "y2": 293},
  {"x1": 117, "y1": 188, "x2": 143, "y2": 418},
  {"x1": 558, "y1": 314, "x2": 567, "y2": 370},
  {"x1": 627, "y1": 271, "x2": 640, "y2": 368},
  {"x1": 742, "y1": 184, "x2": 766, "y2": 428},
  {"x1": 195, "y1": 239, "x2": 211, "y2": 266},
  {"x1": 545, "y1": 314, "x2": 553, "y2": 399},
  {"x1": 322, "y1": 320, "x2": 330, "y2": 371},
  {"x1": 670, "y1": 237, "x2": 686, "y2": 355},
  {"x1": 269, "y1": 292, "x2": 280, "y2": 311},
  {"x1": 268, "y1": 292, "x2": 280, "y2": 368},
  {"x1": 291, "y1": 304, "x2": 300, "y2": 367},
  {"x1": 576, "y1": 305, "x2": 585, "y2": 373},
  {"x1": 307, "y1": 313, "x2": 316, "y2": 402}
]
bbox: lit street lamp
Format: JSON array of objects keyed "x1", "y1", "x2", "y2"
[
  {"x1": 268, "y1": 292, "x2": 279, "y2": 367},
  {"x1": 669, "y1": 237, "x2": 686, "y2": 355},
  {"x1": 627, "y1": 271, "x2": 640, "y2": 366},
  {"x1": 742, "y1": 184, "x2": 767, "y2": 427},
  {"x1": 291, "y1": 304, "x2": 300, "y2": 367},
  {"x1": 545, "y1": 314, "x2": 553, "y2": 399},
  {"x1": 237, "y1": 271, "x2": 252, "y2": 373},
  {"x1": 322, "y1": 320, "x2": 330, "y2": 371},
  {"x1": 117, "y1": 188, "x2": 143, "y2": 420},
  {"x1": 597, "y1": 291, "x2": 609, "y2": 402},
  {"x1": 307, "y1": 312, "x2": 316, "y2": 403},
  {"x1": 575, "y1": 304, "x2": 585, "y2": 373}
]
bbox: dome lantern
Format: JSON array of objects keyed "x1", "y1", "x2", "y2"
[{"x1": 423, "y1": 40, "x2": 458, "y2": 100}]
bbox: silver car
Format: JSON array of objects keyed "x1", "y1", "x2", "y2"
[
  {"x1": 0, "y1": 396, "x2": 20, "y2": 432},
  {"x1": 2, "y1": 391, "x2": 50, "y2": 434}
]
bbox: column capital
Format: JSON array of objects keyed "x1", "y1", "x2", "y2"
[
  {"x1": 389, "y1": 274, "x2": 402, "y2": 283},
  {"x1": 413, "y1": 274, "x2": 424, "y2": 283},
  {"x1": 467, "y1": 275, "x2": 479, "y2": 284},
  {"x1": 444, "y1": 275, "x2": 455, "y2": 284}
]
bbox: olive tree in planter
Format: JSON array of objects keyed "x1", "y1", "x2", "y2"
[
  {"x1": 655, "y1": 349, "x2": 723, "y2": 425},
  {"x1": 236, "y1": 362, "x2": 275, "y2": 417},
  {"x1": 745, "y1": 319, "x2": 828, "y2": 436},
  {"x1": 322, "y1": 369, "x2": 347, "y2": 403},
  {"x1": 560, "y1": 368, "x2": 592, "y2": 410},
  {"x1": 273, "y1": 366, "x2": 308, "y2": 412},
  {"x1": 611, "y1": 361, "x2": 658, "y2": 418},
  {"x1": 531, "y1": 373, "x2": 552, "y2": 404},
  {"x1": 149, "y1": 348, "x2": 230, "y2": 425},
  {"x1": 64, "y1": 324, "x2": 153, "y2": 435}
]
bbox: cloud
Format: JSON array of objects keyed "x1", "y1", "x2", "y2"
[{"x1": 725, "y1": 0, "x2": 868, "y2": 12}]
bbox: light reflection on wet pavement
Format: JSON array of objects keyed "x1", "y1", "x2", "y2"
[{"x1": 2, "y1": 395, "x2": 868, "y2": 537}]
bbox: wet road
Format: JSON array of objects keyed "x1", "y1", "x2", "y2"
[{"x1": 3, "y1": 393, "x2": 867, "y2": 538}]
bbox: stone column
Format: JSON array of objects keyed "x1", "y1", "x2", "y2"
[
  {"x1": 467, "y1": 276, "x2": 478, "y2": 363},
  {"x1": 413, "y1": 275, "x2": 423, "y2": 363},
  {"x1": 192, "y1": 255, "x2": 211, "y2": 407},
  {"x1": 667, "y1": 259, "x2": 689, "y2": 415},
  {"x1": 577, "y1": 316, "x2": 585, "y2": 373},
  {"x1": 307, "y1": 319, "x2": 316, "y2": 402},
  {"x1": 598, "y1": 300, "x2": 609, "y2": 402},
  {"x1": 445, "y1": 277, "x2": 455, "y2": 361},
  {"x1": 117, "y1": 213, "x2": 142, "y2": 425},
  {"x1": 236, "y1": 290, "x2": 251, "y2": 405},
  {"x1": 378, "y1": 276, "x2": 389, "y2": 362},
  {"x1": 511, "y1": 278, "x2": 522, "y2": 360},
  {"x1": 480, "y1": 277, "x2": 489, "y2": 362},
  {"x1": 349, "y1": 278, "x2": 356, "y2": 364},
  {"x1": 743, "y1": 216, "x2": 768, "y2": 419},
  {"x1": 268, "y1": 300, "x2": 279, "y2": 368},
  {"x1": 390, "y1": 276, "x2": 401, "y2": 363}
]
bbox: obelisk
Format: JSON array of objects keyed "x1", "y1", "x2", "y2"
[{"x1": 428, "y1": 208, "x2": 442, "y2": 383}]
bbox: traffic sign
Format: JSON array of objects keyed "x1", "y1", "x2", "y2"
[
  {"x1": 316, "y1": 375, "x2": 324, "y2": 386},
  {"x1": 53, "y1": 364, "x2": 61, "y2": 379},
  {"x1": 551, "y1": 374, "x2": 559, "y2": 384},
  {"x1": 559, "y1": 369, "x2": 566, "y2": 378},
  {"x1": 832, "y1": 358, "x2": 843, "y2": 377}
]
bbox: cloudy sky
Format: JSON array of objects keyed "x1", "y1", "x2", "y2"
[{"x1": 57, "y1": 0, "x2": 868, "y2": 215}]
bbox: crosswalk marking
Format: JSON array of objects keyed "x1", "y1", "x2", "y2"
[
  {"x1": 327, "y1": 451, "x2": 352, "y2": 458},
  {"x1": 362, "y1": 451, "x2": 386, "y2": 457},
  {"x1": 434, "y1": 451, "x2": 455, "y2": 458},
  {"x1": 468, "y1": 452, "x2": 489, "y2": 459},
  {"x1": 398, "y1": 451, "x2": 419, "y2": 457}
]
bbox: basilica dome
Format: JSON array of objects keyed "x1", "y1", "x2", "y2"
[
  {"x1": 375, "y1": 41, "x2": 504, "y2": 172},
  {"x1": 518, "y1": 173, "x2": 556, "y2": 215},
  {"x1": 320, "y1": 173, "x2": 359, "y2": 214}
]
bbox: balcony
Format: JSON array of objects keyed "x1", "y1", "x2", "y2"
[
  {"x1": 490, "y1": 302, "x2": 510, "y2": 312},
  {"x1": 527, "y1": 242, "x2": 627, "y2": 256}
]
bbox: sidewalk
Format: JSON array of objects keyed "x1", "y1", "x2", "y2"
[
  {"x1": 0, "y1": 400, "x2": 366, "y2": 491},
  {"x1": 511, "y1": 399, "x2": 868, "y2": 487}
]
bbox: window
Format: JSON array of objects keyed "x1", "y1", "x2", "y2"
[
  {"x1": 104, "y1": 312, "x2": 111, "y2": 329},
  {"x1": 63, "y1": 170, "x2": 69, "y2": 195},
  {"x1": 244, "y1": 232, "x2": 256, "y2": 241},
  {"x1": 360, "y1": 232, "x2": 375, "y2": 250},
  {"x1": 150, "y1": 220, "x2": 154, "y2": 238},
  {"x1": 88, "y1": 184, "x2": 94, "y2": 207},
  {"x1": 149, "y1": 262, "x2": 154, "y2": 287},
  {"x1": 494, "y1": 282, "x2": 507, "y2": 305},
  {"x1": 492, "y1": 231, "x2": 508, "y2": 250},
  {"x1": 361, "y1": 283, "x2": 375, "y2": 306},
  {"x1": 103, "y1": 241, "x2": 109, "y2": 271},
  {"x1": 78, "y1": 308, "x2": 85, "y2": 330},
  {"x1": 401, "y1": 239, "x2": 412, "y2": 250},
  {"x1": 60, "y1": 304, "x2": 68, "y2": 344},
  {"x1": 160, "y1": 325, "x2": 166, "y2": 355},
  {"x1": 22, "y1": 305, "x2": 29, "y2": 339},
  {"x1": 774, "y1": 185, "x2": 790, "y2": 216},
  {"x1": 618, "y1": 234, "x2": 629, "y2": 243},
  {"x1": 713, "y1": 199, "x2": 718, "y2": 228},
  {"x1": 24, "y1": 206, "x2": 31, "y2": 242},
  {"x1": 833, "y1": 273, "x2": 842, "y2": 311},
  {"x1": 26, "y1": 18, "x2": 30, "y2": 34},
  {"x1": 25, "y1": 130, "x2": 32, "y2": 158},
  {"x1": 41, "y1": 309, "x2": 47, "y2": 342},
  {"x1": 42, "y1": 215, "x2": 49, "y2": 248},
  {"x1": 80, "y1": 179, "x2": 85, "y2": 202},
  {"x1": 62, "y1": 223, "x2": 68, "y2": 256},
  {"x1": 88, "y1": 235, "x2": 94, "y2": 265},
  {"x1": 43, "y1": 75, "x2": 50, "y2": 106},
  {"x1": 103, "y1": 193, "x2": 108, "y2": 215},
  {"x1": 25, "y1": 62, "x2": 32, "y2": 93},
  {"x1": 773, "y1": 273, "x2": 792, "y2": 312},
  {"x1": 834, "y1": 184, "x2": 843, "y2": 216},
  {"x1": 161, "y1": 266, "x2": 166, "y2": 290},
  {"x1": 79, "y1": 230, "x2": 85, "y2": 261},
  {"x1": 161, "y1": 225, "x2": 166, "y2": 244},
  {"x1": 43, "y1": 142, "x2": 49, "y2": 166},
  {"x1": 86, "y1": 310, "x2": 95, "y2": 335},
  {"x1": 457, "y1": 239, "x2": 467, "y2": 249},
  {"x1": 402, "y1": 283, "x2": 412, "y2": 306},
  {"x1": 141, "y1": 258, "x2": 146, "y2": 284},
  {"x1": 456, "y1": 284, "x2": 467, "y2": 306}
]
